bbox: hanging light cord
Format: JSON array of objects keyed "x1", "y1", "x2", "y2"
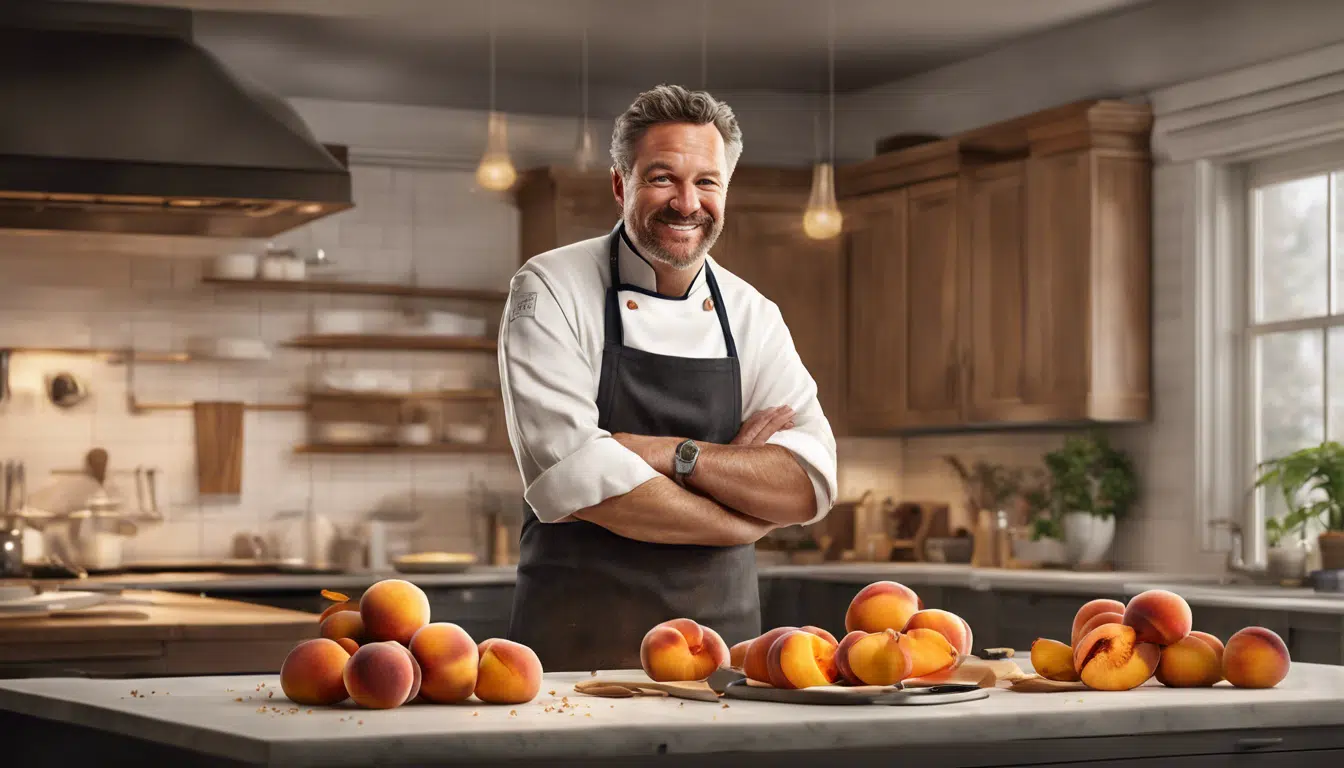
[
  {"x1": 828, "y1": 0, "x2": 836, "y2": 165},
  {"x1": 700, "y1": 0, "x2": 708, "y2": 90},
  {"x1": 488, "y1": 4, "x2": 497, "y2": 113},
  {"x1": 581, "y1": 25, "x2": 589, "y2": 123}
]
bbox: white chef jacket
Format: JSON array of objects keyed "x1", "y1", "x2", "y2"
[{"x1": 498, "y1": 227, "x2": 838, "y2": 527}]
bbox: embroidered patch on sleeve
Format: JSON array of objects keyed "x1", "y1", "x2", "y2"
[{"x1": 509, "y1": 291, "x2": 537, "y2": 321}]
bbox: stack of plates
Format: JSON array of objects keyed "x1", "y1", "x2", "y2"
[{"x1": 393, "y1": 552, "x2": 477, "y2": 574}]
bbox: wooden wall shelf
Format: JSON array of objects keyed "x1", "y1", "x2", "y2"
[
  {"x1": 284, "y1": 334, "x2": 497, "y2": 352},
  {"x1": 294, "y1": 443, "x2": 509, "y2": 455},
  {"x1": 307, "y1": 389, "x2": 499, "y2": 403},
  {"x1": 203, "y1": 277, "x2": 509, "y2": 303}
]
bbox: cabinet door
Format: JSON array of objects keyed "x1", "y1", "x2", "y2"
[
  {"x1": 844, "y1": 188, "x2": 909, "y2": 429},
  {"x1": 965, "y1": 162, "x2": 1029, "y2": 422},
  {"x1": 1023, "y1": 153, "x2": 1091, "y2": 416},
  {"x1": 557, "y1": 185, "x2": 620, "y2": 245},
  {"x1": 714, "y1": 208, "x2": 847, "y2": 434},
  {"x1": 903, "y1": 179, "x2": 964, "y2": 427}
]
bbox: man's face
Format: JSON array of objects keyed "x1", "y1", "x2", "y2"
[{"x1": 614, "y1": 122, "x2": 728, "y2": 270}]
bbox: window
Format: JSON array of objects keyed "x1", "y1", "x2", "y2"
[{"x1": 1246, "y1": 149, "x2": 1344, "y2": 537}]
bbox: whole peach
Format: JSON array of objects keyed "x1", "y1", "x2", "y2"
[
  {"x1": 1223, "y1": 627, "x2": 1290, "y2": 689},
  {"x1": 359, "y1": 579, "x2": 431, "y2": 645},
  {"x1": 475, "y1": 638, "x2": 543, "y2": 704},
  {"x1": 1156, "y1": 631, "x2": 1223, "y2": 687},
  {"x1": 845, "y1": 581, "x2": 923, "y2": 634},
  {"x1": 280, "y1": 638, "x2": 351, "y2": 706},
  {"x1": 410, "y1": 622, "x2": 480, "y2": 704},
  {"x1": 1122, "y1": 589, "x2": 1193, "y2": 646},
  {"x1": 343, "y1": 641, "x2": 422, "y2": 709},
  {"x1": 639, "y1": 618, "x2": 729, "y2": 682},
  {"x1": 902, "y1": 609, "x2": 974, "y2": 657}
]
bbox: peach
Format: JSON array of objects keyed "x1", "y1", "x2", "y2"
[
  {"x1": 845, "y1": 581, "x2": 923, "y2": 634},
  {"x1": 475, "y1": 638, "x2": 543, "y2": 704},
  {"x1": 1071, "y1": 599, "x2": 1127, "y2": 646},
  {"x1": 320, "y1": 610, "x2": 366, "y2": 645},
  {"x1": 842, "y1": 628, "x2": 912, "y2": 686},
  {"x1": 729, "y1": 640, "x2": 752, "y2": 670},
  {"x1": 903, "y1": 609, "x2": 974, "y2": 657},
  {"x1": 1156, "y1": 631, "x2": 1223, "y2": 688},
  {"x1": 358, "y1": 579, "x2": 431, "y2": 646},
  {"x1": 765, "y1": 629, "x2": 840, "y2": 689},
  {"x1": 1075, "y1": 611, "x2": 1124, "y2": 646},
  {"x1": 335, "y1": 637, "x2": 360, "y2": 655},
  {"x1": 1030, "y1": 638, "x2": 1080, "y2": 682},
  {"x1": 743, "y1": 626, "x2": 832, "y2": 683},
  {"x1": 639, "y1": 618, "x2": 729, "y2": 682},
  {"x1": 280, "y1": 638, "x2": 351, "y2": 706},
  {"x1": 1123, "y1": 589, "x2": 1192, "y2": 646},
  {"x1": 897, "y1": 627, "x2": 959, "y2": 678},
  {"x1": 1074, "y1": 623, "x2": 1160, "y2": 691},
  {"x1": 1223, "y1": 627, "x2": 1291, "y2": 689},
  {"x1": 319, "y1": 600, "x2": 359, "y2": 623},
  {"x1": 410, "y1": 622, "x2": 480, "y2": 704},
  {"x1": 834, "y1": 631, "x2": 868, "y2": 685},
  {"x1": 343, "y1": 641, "x2": 422, "y2": 709}
]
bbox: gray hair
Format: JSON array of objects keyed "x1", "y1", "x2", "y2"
[{"x1": 610, "y1": 85, "x2": 744, "y2": 179}]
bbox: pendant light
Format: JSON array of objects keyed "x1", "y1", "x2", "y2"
[
  {"x1": 573, "y1": 17, "x2": 599, "y2": 171},
  {"x1": 803, "y1": 0, "x2": 842, "y2": 240},
  {"x1": 476, "y1": 4, "x2": 517, "y2": 191}
]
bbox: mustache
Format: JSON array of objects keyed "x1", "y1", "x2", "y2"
[{"x1": 651, "y1": 209, "x2": 713, "y2": 227}]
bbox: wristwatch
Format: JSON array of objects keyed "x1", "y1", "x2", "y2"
[{"x1": 673, "y1": 439, "x2": 700, "y2": 487}]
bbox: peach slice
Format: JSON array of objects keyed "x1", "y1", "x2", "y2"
[
  {"x1": 897, "y1": 627, "x2": 959, "y2": 678},
  {"x1": 1222, "y1": 627, "x2": 1290, "y2": 689},
  {"x1": 1156, "y1": 630, "x2": 1223, "y2": 688},
  {"x1": 1030, "y1": 638, "x2": 1080, "y2": 682},
  {"x1": 1122, "y1": 589, "x2": 1192, "y2": 646},
  {"x1": 729, "y1": 639, "x2": 752, "y2": 670},
  {"x1": 842, "y1": 628, "x2": 912, "y2": 686},
  {"x1": 765, "y1": 629, "x2": 840, "y2": 689},
  {"x1": 902, "y1": 609, "x2": 973, "y2": 657},
  {"x1": 1074, "y1": 623, "x2": 1160, "y2": 691},
  {"x1": 1071, "y1": 599, "x2": 1126, "y2": 646},
  {"x1": 639, "y1": 618, "x2": 729, "y2": 682},
  {"x1": 845, "y1": 581, "x2": 923, "y2": 634},
  {"x1": 834, "y1": 631, "x2": 868, "y2": 685},
  {"x1": 743, "y1": 626, "x2": 831, "y2": 683}
]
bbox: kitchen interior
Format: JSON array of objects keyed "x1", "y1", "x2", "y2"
[{"x1": 5, "y1": 0, "x2": 1344, "y2": 765}]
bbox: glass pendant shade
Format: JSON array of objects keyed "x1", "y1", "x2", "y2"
[
  {"x1": 802, "y1": 162, "x2": 843, "y2": 240},
  {"x1": 573, "y1": 120, "x2": 599, "y2": 172},
  {"x1": 476, "y1": 111, "x2": 517, "y2": 191}
]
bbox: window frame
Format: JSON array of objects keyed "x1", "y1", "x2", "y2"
[{"x1": 1241, "y1": 142, "x2": 1344, "y2": 552}]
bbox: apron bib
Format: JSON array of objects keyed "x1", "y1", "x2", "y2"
[{"x1": 506, "y1": 223, "x2": 761, "y2": 672}]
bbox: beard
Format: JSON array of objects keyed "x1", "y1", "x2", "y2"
[{"x1": 624, "y1": 200, "x2": 723, "y2": 270}]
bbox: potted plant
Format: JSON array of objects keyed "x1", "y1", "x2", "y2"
[
  {"x1": 1013, "y1": 468, "x2": 1067, "y2": 566},
  {"x1": 1263, "y1": 507, "x2": 1311, "y2": 582},
  {"x1": 1254, "y1": 441, "x2": 1344, "y2": 572},
  {"x1": 1040, "y1": 431, "x2": 1138, "y2": 567},
  {"x1": 944, "y1": 457, "x2": 1025, "y2": 566}
]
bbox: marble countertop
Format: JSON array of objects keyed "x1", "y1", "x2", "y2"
[
  {"x1": 2, "y1": 662, "x2": 1343, "y2": 766},
  {"x1": 64, "y1": 563, "x2": 1344, "y2": 614}
]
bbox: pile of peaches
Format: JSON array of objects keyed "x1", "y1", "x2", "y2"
[
  {"x1": 279, "y1": 579, "x2": 543, "y2": 710},
  {"x1": 1030, "y1": 589, "x2": 1292, "y2": 690},
  {"x1": 641, "y1": 581, "x2": 970, "y2": 687}
]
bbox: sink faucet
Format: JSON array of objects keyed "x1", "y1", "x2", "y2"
[{"x1": 1209, "y1": 519, "x2": 1264, "y2": 582}]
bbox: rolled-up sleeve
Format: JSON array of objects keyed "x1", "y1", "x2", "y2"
[
  {"x1": 748, "y1": 302, "x2": 839, "y2": 525},
  {"x1": 498, "y1": 270, "x2": 660, "y2": 523}
]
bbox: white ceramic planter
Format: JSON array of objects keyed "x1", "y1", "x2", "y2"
[
  {"x1": 1266, "y1": 545, "x2": 1308, "y2": 583},
  {"x1": 1011, "y1": 536, "x2": 1067, "y2": 565},
  {"x1": 1062, "y1": 512, "x2": 1116, "y2": 566}
]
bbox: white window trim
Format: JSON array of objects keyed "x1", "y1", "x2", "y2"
[{"x1": 1151, "y1": 40, "x2": 1344, "y2": 566}]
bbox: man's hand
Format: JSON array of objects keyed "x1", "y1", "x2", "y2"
[{"x1": 732, "y1": 406, "x2": 795, "y2": 446}]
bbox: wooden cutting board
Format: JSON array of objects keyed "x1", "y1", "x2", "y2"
[{"x1": 194, "y1": 401, "x2": 244, "y2": 495}]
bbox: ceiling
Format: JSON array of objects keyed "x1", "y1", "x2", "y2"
[{"x1": 66, "y1": 0, "x2": 1152, "y2": 112}]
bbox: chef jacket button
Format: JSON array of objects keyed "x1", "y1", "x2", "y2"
[
  {"x1": 703, "y1": 297, "x2": 715, "y2": 311},
  {"x1": 626, "y1": 299, "x2": 638, "y2": 310}
]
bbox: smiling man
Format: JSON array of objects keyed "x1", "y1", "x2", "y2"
[{"x1": 499, "y1": 85, "x2": 838, "y2": 672}]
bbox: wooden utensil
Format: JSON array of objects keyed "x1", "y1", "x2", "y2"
[
  {"x1": 573, "y1": 679, "x2": 720, "y2": 702},
  {"x1": 193, "y1": 402, "x2": 244, "y2": 495},
  {"x1": 1007, "y1": 675, "x2": 1089, "y2": 693},
  {"x1": 85, "y1": 449, "x2": 108, "y2": 486}
]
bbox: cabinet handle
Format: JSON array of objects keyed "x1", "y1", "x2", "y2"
[{"x1": 1234, "y1": 737, "x2": 1283, "y2": 752}]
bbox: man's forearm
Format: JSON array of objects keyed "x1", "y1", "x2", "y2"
[
  {"x1": 568, "y1": 476, "x2": 778, "y2": 547},
  {"x1": 616, "y1": 434, "x2": 816, "y2": 526}
]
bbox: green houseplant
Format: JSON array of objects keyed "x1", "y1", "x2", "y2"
[
  {"x1": 1254, "y1": 441, "x2": 1344, "y2": 571},
  {"x1": 1040, "y1": 431, "x2": 1139, "y2": 567}
]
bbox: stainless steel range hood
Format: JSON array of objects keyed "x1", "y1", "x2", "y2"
[{"x1": 0, "y1": 2, "x2": 353, "y2": 238}]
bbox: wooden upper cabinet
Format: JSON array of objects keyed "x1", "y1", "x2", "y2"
[
  {"x1": 713, "y1": 208, "x2": 846, "y2": 434},
  {"x1": 514, "y1": 168, "x2": 618, "y2": 261},
  {"x1": 964, "y1": 161, "x2": 1028, "y2": 422},
  {"x1": 839, "y1": 99, "x2": 1153, "y2": 432}
]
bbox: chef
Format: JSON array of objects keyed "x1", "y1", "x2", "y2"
[{"x1": 498, "y1": 84, "x2": 838, "y2": 673}]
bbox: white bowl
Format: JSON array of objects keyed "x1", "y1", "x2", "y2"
[
  {"x1": 444, "y1": 423, "x2": 488, "y2": 445},
  {"x1": 259, "y1": 257, "x2": 289, "y2": 281},
  {"x1": 213, "y1": 252, "x2": 259, "y2": 280}
]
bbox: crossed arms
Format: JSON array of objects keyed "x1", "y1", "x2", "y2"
[{"x1": 566, "y1": 406, "x2": 818, "y2": 546}]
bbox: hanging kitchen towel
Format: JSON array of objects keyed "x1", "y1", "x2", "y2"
[{"x1": 194, "y1": 401, "x2": 245, "y2": 495}]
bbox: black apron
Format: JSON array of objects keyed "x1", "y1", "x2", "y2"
[{"x1": 506, "y1": 223, "x2": 761, "y2": 672}]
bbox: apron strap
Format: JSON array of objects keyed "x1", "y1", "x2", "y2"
[{"x1": 605, "y1": 221, "x2": 738, "y2": 359}]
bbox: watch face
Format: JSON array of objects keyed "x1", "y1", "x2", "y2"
[{"x1": 678, "y1": 441, "x2": 698, "y2": 461}]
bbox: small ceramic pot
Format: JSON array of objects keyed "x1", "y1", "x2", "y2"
[{"x1": 1062, "y1": 512, "x2": 1116, "y2": 566}]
